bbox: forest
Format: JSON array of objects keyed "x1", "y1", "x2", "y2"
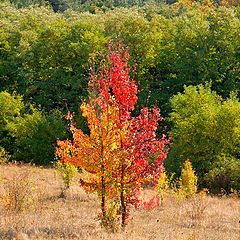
[{"x1": 1, "y1": 0, "x2": 240, "y2": 204}]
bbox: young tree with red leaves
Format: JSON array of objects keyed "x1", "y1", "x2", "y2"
[{"x1": 56, "y1": 42, "x2": 169, "y2": 228}]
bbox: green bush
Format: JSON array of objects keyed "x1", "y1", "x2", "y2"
[
  {"x1": 8, "y1": 110, "x2": 68, "y2": 164},
  {"x1": 167, "y1": 85, "x2": 240, "y2": 191},
  {"x1": 0, "y1": 91, "x2": 24, "y2": 129},
  {"x1": 0, "y1": 91, "x2": 68, "y2": 164},
  {"x1": 55, "y1": 161, "x2": 78, "y2": 189},
  {"x1": 0, "y1": 91, "x2": 25, "y2": 154}
]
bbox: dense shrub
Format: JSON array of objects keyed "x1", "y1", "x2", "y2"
[
  {"x1": 166, "y1": 85, "x2": 240, "y2": 191},
  {"x1": 8, "y1": 110, "x2": 68, "y2": 164},
  {"x1": 0, "y1": 91, "x2": 68, "y2": 164},
  {"x1": 205, "y1": 155, "x2": 240, "y2": 193}
]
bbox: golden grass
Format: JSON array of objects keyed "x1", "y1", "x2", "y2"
[{"x1": 0, "y1": 164, "x2": 239, "y2": 240}]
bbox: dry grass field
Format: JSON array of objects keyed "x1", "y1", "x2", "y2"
[{"x1": 0, "y1": 164, "x2": 239, "y2": 240}]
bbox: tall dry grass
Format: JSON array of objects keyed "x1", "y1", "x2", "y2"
[{"x1": 0, "y1": 164, "x2": 239, "y2": 240}]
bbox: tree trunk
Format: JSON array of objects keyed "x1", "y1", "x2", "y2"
[
  {"x1": 120, "y1": 161, "x2": 126, "y2": 229},
  {"x1": 101, "y1": 174, "x2": 106, "y2": 217}
]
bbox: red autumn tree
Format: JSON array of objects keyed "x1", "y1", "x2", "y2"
[{"x1": 56, "y1": 42, "x2": 169, "y2": 228}]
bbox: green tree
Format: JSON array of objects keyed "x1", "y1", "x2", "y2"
[
  {"x1": 151, "y1": 6, "x2": 240, "y2": 116},
  {"x1": 9, "y1": 0, "x2": 47, "y2": 8},
  {"x1": 0, "y1": 4, "x2": 106, "y2": 115},
  {"x1": 17, "y1": 13, "x2": 106, "y2": 113}
]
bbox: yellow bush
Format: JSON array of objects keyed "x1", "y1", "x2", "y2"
[
  {"x1": 158, "y1": 170, "x2": 169, "y2": 200},
  {"x1": 55, "y1": 161, "x2": 78, "y2": 189},
  {"x1": 179, "y1": 160, "x2": 198, "y2": 198}
]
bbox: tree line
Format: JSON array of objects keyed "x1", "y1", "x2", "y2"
[{"x1": 0, "y1": 1, "x2": 239, "y2": 192}]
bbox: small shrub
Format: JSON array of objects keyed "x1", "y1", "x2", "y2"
[
  {"x1": 183, "y1": 191, "x2": 208, "y2": 227},
  {"x1": 0, "y1": 146, "x2": 10, "y2": 164},
  {"x1": 0, "y1": 170, "x2": 37, "y2": 212},
  {"x1": 55, "y1": 161, "x2": 78, "y2": 195},
  {"x1": 178, "y1": 160, "x2": 198, "y2": 198},
  {"x1": 143, "y1": 194, "x2": 160, "y2": 210},
  {"x1": 229, "y1": 189, "x2": 240, "y2": 198},
  {"x1": 99, "y1": 200, "x2": 120, "y2": 233},
  {"x1": 157, "y1": 170, "x2": 169, "y2": 203}
]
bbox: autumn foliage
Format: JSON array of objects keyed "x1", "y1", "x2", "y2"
[{"x1": 56, "y1": 43, "x2": 169, "y2": 228}]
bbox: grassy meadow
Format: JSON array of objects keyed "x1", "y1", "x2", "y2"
[{"x1": 0, "y1": 164, "x2": 239, "y2": 240}]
